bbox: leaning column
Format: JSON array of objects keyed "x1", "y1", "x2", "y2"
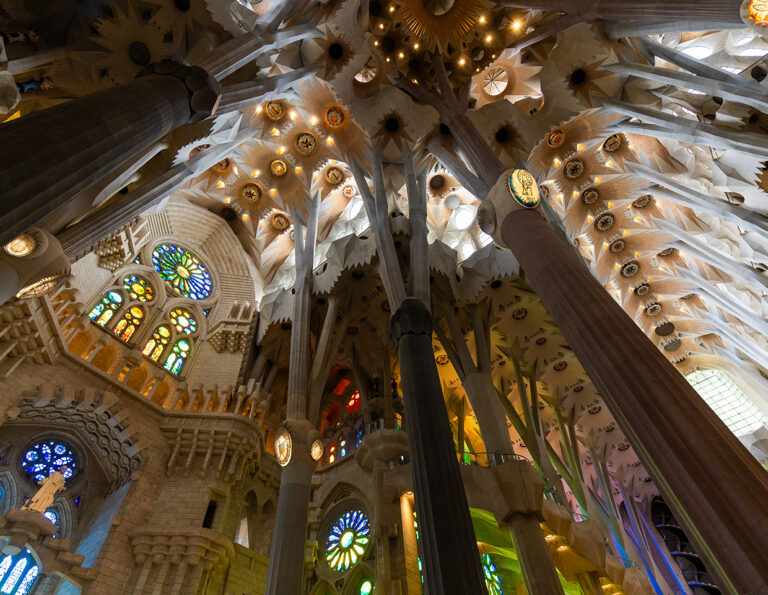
[
  {"x1": 478, "y1": 169, "x2": 768, "y2": 595},
  {"x1": 0, "y1": 59, "x2": 220, "y2": 245}
]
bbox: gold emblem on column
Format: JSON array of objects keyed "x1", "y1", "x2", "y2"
[{"x1": 507, "y1": 169, "x2": 540, "y2": 209}]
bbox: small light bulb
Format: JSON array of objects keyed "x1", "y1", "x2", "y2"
[
  {"x1": 379, "y1": 23, "x2": 384, "y2": 29},
  {"x1": 485, "y1": 34, "x2": 492, "y2": 43},
  {"x1": 398, "y1": 52, "x2": 404, "y2": 58},
  {"x1": 413, "y1": 42, "x2": 420, "y2": 50},
  {"x1": 459, "y1": 57, "x2": 466, "y2": 66},
  {"x1": 512, "y1": 20, "x2": 522, "y2": 31},
  {"x1": 479, "y1": 15, "x2": 486, "y2": 24}
]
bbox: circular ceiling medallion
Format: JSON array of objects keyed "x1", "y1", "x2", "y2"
[
  {"x1": 436, "y1": 354, "x2": 449, "y2": 365},
  {"x1": 189, "y1": 143, "x2": 211, "y2": 158},
  {"x1": 563, "y1": 159, "x2": 585, "y2": 179},
  {"x1": 325, "y1": 106, "x2": 345, "y2": 128},
  {"x1": 621, "y1": 260, "x2": 640, "y2": 277},
  {"x1": 211, "y1": 158, "x2": 231, "y2": 175},
  {"x1": 270, "y1": 159, "x2": 287, "y2": 177},
  {"x1": 580, "y1": 187, "x2": 599, "y2": 205},
  {"x1": 483, "y1": 67, "x2": 509, "y2": 96},
  {"x1": 747, "y1": 0, "x2": 768, "y2": 26},
  {"x1": 271, "y1": 212, "x2": 290, "y2": 232},
  {"x1": 634, "y1": 282, "x2": 651, "y2": 296},
  {"x1": 644, "y1": 302, "x2": 662, "y2": 316},
  {"x1": 429, "y1": 174, "x2": 445, "y2": 191},
  {"x1": 535, "y1": 336, "x2": 546, "y2": 345},
  {"x1": 588, "y1": 404, "x2": 601, "y2": 414},
  {"x1": 553, "y1": 361, "x2": 568, "y2": 371},
  {"x1": 265, "y1": 100, "x2": 286, "y2": 121},
  {"x1": 539, "y1": 184, "x2": 550, "y2": 199},
  {"x1": 594, "y1": 213, "x2": 615, "y2": 231},
  {"x1": 547, "y1": 128, "x2": 565, "y2": 148},
  {"x1": 4, "y1": 233, "x2": 37, "y2": 257},
  {"x1": 311, "y1": 439, "x2": 324, "y2": 461},
  {"x1": 295, "y1": 132, "x2": 318, "y2": 155},
  {"x1": 507, "y1": 169, "x2": 540, "y2": 209},
  {"x1": 603, "y1": 134, "x2": 623, "y2": 152},
  {"x1": 342, "y1": 184, "x2": 357, "y2": 198},
  {"x1": 663, "y1": 338, "x2": 682, "y2": 352},
  {"x1": 659, "y1": 247, "x2": 676, "y2": 257},
  {"x1": 240, "y1": 182, "x2": 263, "y2": 203},
  {"x1": 325, "y1": 166, "x2": 344, "y2": 185},
  {"x1": 512, "y1": 308, "x2": 527, "y2": 320},
  {"x1": 609, "y1": 238, "x2": 625, "y2": 253},
  {"x1": 617, "y1": 442, "x2": 630, "y2": 451},
  {"x1": 655, "y1": 321, "x2": 675, "y2": 336},
  {"x1": 633, "y1": 194, "x2": 652, "y2": 209}
]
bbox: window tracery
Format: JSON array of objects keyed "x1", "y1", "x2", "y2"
[
  {"x1": 151, "y1": 244, "x2": 212, "y2": 300},
  {"x1": 21, "y1": 440, "x2": 77, "y2": 484},
  {"x1": 113, "y1": 306, "x2": 144, "y2": 342},
  {"x1": 324, "y1": 508, "x2": 370, "y2": 572},
  {"x1": 0, "y1": 549, "x2": 39, "y2": 595},
  {"x1": 88, "y1": 291, "x2": 122, "y2": 327}
]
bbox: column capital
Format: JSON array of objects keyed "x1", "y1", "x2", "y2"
[
  {"x1": 137, "y1": 60, "x2": 221, "y2": 123},
  {"x1": 390, "y1": 298, "x2": 432, "y2": 348}
]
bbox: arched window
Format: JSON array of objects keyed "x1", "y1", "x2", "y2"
[
  {"x1": 113, "y1": 306, "x2": 144, "y2": 342},
  {"x1": 87, "y1": 290, "x2": 122, "y2": 327},
  {"x1": 481, "y1": 553, "x2": 504, "y2": 595},
  {"x1": 358, "y1": 580, "x2": 374, "y2": 595},
  {"x1": 0, "y1": 549, "x2": 39, "y2": 595},
  {"x1": 142, "y1": 326, "x2": 171, "y2": 362},
  {"x1": 686, "y1": 369, "x2": 768, "y2": 437},
  {"x1": 122, "y1": 275, "x2": 154, "y2": 302},
  {"x1": 163, "y1": 339, "x2": 190, "y2": 376},
  {"x1": 151, "y1": 244, "x2": 212, "y2": 300},
  {"x1": 43, "y1": 510, "x2": 59, "y2": 537},
  {"x1": 21, "y1": 440, "x2": 77, "y2": 483},
  {"x1": 324, "y1": 508, "x2": 370, "y2": 572}
]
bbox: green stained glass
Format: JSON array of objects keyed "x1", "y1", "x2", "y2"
[
  {"x1": 163, "y1": 339, "x2": 190, "y2": 376},
  {"x1": 151, "y1": 244, "x2": 212, "y2": 300},
  {"x1": 481, "y1": 554, "x2": 504, "y2": 595},
  {"x1": 143, "y1": 325, "x2": 171, "y2": 362},
  {"x1": 122, "y1": 275, "x2": 154, "y2": 302},
  {"x1": 325, "y1": 508, "x2": 370, "y2": 572},
  {"x1": 359, "y1": 580, "x2": 373, "y2": 594},
  {"x1": 88, "y1": 291, "x2": 122, "y2": 326}
]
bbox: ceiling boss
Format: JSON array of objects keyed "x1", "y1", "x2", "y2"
[{"x1": 507, "y1": 169, "x2": 540, "y2": 209}]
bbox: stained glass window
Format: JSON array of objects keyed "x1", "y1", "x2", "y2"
[
  {"x1": 43, "y1": 510, "x2": 59, "y2": 538},
  {"x1": 21, "y1": 440, "x2": 76, "y2": 483},
  {"x1": 163, "y1": 339, "x2": 190, "y2": 376},
  {"x1": 113, "y1": 306, "x2": 144, "y2": 342},
  {"x1": 151, "y1": 244, "x2": 212, "y2": 300},
  {"x1": 122, "y1": 275, "x2": 154, "y2": 302},
  {"x1": 359, "y1": 580, "x2": 374, "y2": 594},
  {"x1": 88, "y1": 290, "x2": 122, "y2": 327},
  {"x1": 325, "y1": 508, "x2": 370, "y2": 572},
  {"x1": 0, "y1": 550, "x2": 38, "y2": 595},
  {"x1": 481, "y1": 554, "x2": 504, "y2": 594},
  {"x1": 170, "y1": 308, "x2": 197, "y2": 334},
  {"x1": 142, "y1": 326, "x2": 171, "y2": 362}
]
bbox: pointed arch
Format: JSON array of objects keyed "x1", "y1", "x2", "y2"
[
  {"x1": 113, "y1": 305, "x2": 145, "y2": 342},
  {"x1": 142, "y1": 325, "x2": 171, "y2": 362},
  {"x1": 87, "y1": 290, "x2": 123, "y2": 327}
]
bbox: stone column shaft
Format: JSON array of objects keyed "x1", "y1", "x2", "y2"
[
  {"x1": 508, "y1": 515, "x2": 565, "y2": 594},
  {"x1": 391, "y1": 298, "x2": 487, "y2": 594},
  {"x1": 499, "y1": 209, "x2": 768, "y2": 594},
  {"x1": 0, "y1": 75, "x2": 190, "y2": 245}
]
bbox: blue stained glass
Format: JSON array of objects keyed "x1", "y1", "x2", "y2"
[
  {"x1": 1, "y1": 558, "x2": 26, "y2": 593},
  {"x1": 14, "y1": 565, "x2": 37, "y2": 595},
  {"x1": 481, "y1": 554, "x2": 504, "y2": 595},
  {"x1": 21, "y1": 441, "x2": 77, "y2": 484},
  {"x1": 151, "y1": 244, "x2": 212, "y2": 300},
  {"x1": 324, "y1": 508, "x2": 370, "y2": 572},
  {"x1": 0, "y1": 559, "x2": 10, "y2": 582}
]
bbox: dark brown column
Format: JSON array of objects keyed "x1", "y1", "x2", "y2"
[
  {"x1": 391, "y1": 298, "x2": 487, "y2": 594},
  {"x1": 0, "y1": 60, "x2": 220, "y2": 245},
  {"x1": 500, "y1": 209, "x2": 768, "y2": 595}
]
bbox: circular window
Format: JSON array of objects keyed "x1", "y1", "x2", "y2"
[
  {"x1": 325, "y1": 508, "x2": 371, "y2": 572},
  {"x1": 21, "y1": 440, "x2": 77, "y2": 484},
  {"x1": 151, "y1": 244, "x2": 212, "y2": 300},
  {"x1": 482, "y1": 68, "x2": 508, "y2": 97},
  {"x1": 170, "y1": 308, "x2": 197, "y2": 334},
  {"x1": 4, "y1": 233, "x2": 36, "y2": 257},
  {"x1": 481, "y1": 553, "x2": 504, "y2": 595}
]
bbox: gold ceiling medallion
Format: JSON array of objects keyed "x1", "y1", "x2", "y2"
[
  {"x1": 635, "y1": 282, "x2": 651, "y2": 296},
  {"x1": 342, "y1": 185, "x2": 357, "y2": 198},
  {"x1": 602, "y1": 134, "x2": 623, "y2": 152},
  {"x1": 397, "y1": 0, "x2": 484, "y2": 52},
  {"x1": 633, "y1": 194, "x2": 652, "y2": 209},
  {"x1": 563, "y1": 159, "x2": 585, "y2": 179},
  {"x1": 325, "y1": 167, "x2": 344, "y2": 185},
  {"x1": 580, "y1": 187, "x2": 599, "y2": 205},
  {"x1": 747, "y1": 0, "x2": 768, "y2": 26},
  {"x1": 189, "y1": 143, "x2": 211, "y2": 158},
  {"x1": 325, "y1": 106, "x2": 345, "y2": 128},
  {"x1": 270, "y1": 159, "x2": 287, "y2": 177},
  {"x1": 271, "y1": 212, "x2": 290, "y2": 232},
  {"x1": 295, "y1": 132, "x2": 318, "y2": 155},
  {"x1": 594, "y1": 213, "x2": 615, "y2": 231},
  {"x1": 240, "y1": 183, "x2": 263, "y2": 203},
  {"x1": 211, "y1": 158, "x2": 231, "y2": 175},
  {"x1": 507, "y1": 169, "x2": 540, "y2": 209},
  {"x1": 620, "y1": 260, "x2": 640, "y2": 278},
  {"x1": 609, "y1": 238, "x2": 625, "y2": 253},
  {"x1": 546, "y1": 128, "x2": 565, "y2": 148},
  {"x1": 265, "y1": 100, "x2": 286, "y2": 121},
  {"x1": 644, "y1": 302, "x2": 662, "y2": 316}
]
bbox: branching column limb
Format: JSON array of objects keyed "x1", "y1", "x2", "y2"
[{"x1": 403, "y1": 144, "x2": 430, "y2": 306}]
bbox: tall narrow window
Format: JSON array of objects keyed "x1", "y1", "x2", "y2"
[
  {"x1": 88, "y1": 291, "x2": 122, "y2": 327},
  {"x1": 164, "y1": 339, "x2": 190, "y2": 376},
  {"x1": 113, "y1": 306, "x2": 144, "y2": 342},
  {"x1": 202, "y1": 500, "x2": 217, "y2": 529},
  {"x1": 142, "y1": 326, "x2": 171, "y2": 362},
  {"x1": 686, "y1": 369, "x2": 768, "y2": 437},
  {"x1": 0, "y1": 549, "x2": 38, "y2": 595}
]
